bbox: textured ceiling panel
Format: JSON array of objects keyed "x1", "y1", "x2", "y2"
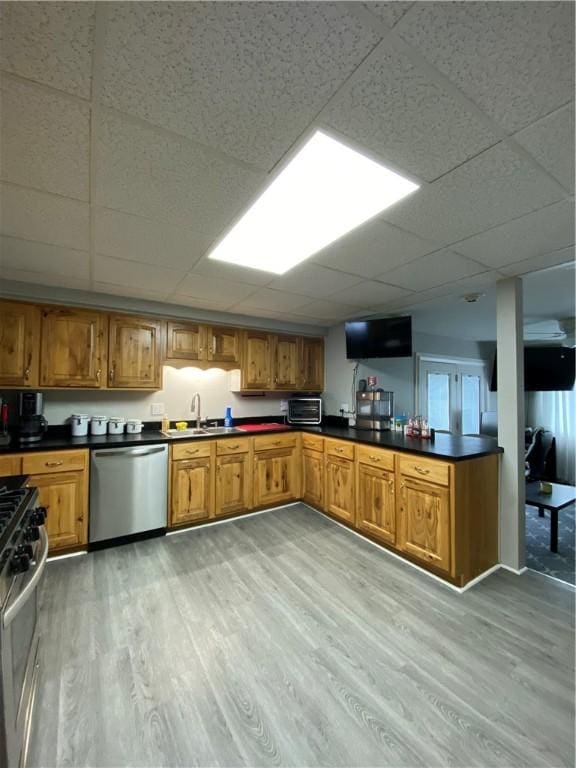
[
  {"x1": 166, "y1": 294, "x2": 238, "y2": 311},
  {"x1": 94, "y1": 208, "x2": 210, "y2": 272},
  {"x1": 396, "y1": 1, "x2": 574, "y2": 133},
  {"x1": 290, "y1": 299, "x2": 368, "y2": 321},
  {"x1": 176, "y1": 273, "x2": 258, "y2": 304},
  {"x1": 327, "y1": 280, "x2": 411, "y2": 306},
  {"x1": 381, "y1": 143, "x2": 564, "y2": 245},
  {"x1": 313, "y1": 218, "x2": 436, "y2": 278},
  {"x1": 0, "y1": 235, "x2": 89, "y2": 280},
  {"x1": 1, "y1": 184, "x2": 90, "y2": 251},
  {"x1": 324, "y1": 46, "x2": 497, "y2": 181},
  {"x1": 0, "y1": 78, "x2": 90, "y2": 200},
  {"x1": 232, "y1": 288, "x2": 311, "y2": 313},
  {"x1": 92, "y1": 282, "x2": 171, "y2": 303},
  {"x1": 95, "y1": 112, "x2": 264, "y2": 232},
  {"x1": 268, "y1": 265, "x2": 362, "y2": 297},
  {"x1": 514, "y1": 103, "x2": 575, "y2": 192},
  {"x1": 362, "y1": 2, "x2": 413, "y2": 28},
  {"x1": 94, "y1": 253, "x2": 184, "y2": 294},
  {"x1": 499, "y1": 245, "x2": 575, "y2": 277},
  {"x1": 0, "y1": 1, "x2": 95, "y2": 98},
  {"x1": 100, "y1": 2, "x2": 379, "y2": 168},
  {"x1": 454, "y1": 200, "x2": 575, "y2": 269},
  {"x1": 375, "y1": 249, "x2": 485, "y2": 291},
  {"x1": 190, "y1": 256, "x2": 274, "y2": 287}
]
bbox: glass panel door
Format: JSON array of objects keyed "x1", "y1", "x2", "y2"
[
  {"x1": 426, "y1": 372, "x2": 451, "y2": 431},
  {"x1": 461, "y1": 374, "x2": 480, "y2": 434}
]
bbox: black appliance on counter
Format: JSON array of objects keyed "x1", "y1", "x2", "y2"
[
  {"x1": 17, "y1": 392, "x2": 48, "y2": 444},
  {"x1": 0, "y1": 475, "x2": 48, "y2": 768}
]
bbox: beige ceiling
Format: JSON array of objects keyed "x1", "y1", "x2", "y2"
[{"x1": 0, "y1": 1, "x2": 574, "y2": 328}]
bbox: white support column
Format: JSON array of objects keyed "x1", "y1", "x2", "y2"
[{"x1": 496, "y1": 277, "x2": 525, "y2": 571}]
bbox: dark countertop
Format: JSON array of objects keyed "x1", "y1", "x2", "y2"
[{"x1": 0, "y1": 422, "x2": 502, "y2": 461}]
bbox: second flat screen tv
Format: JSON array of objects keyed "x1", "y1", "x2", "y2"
[{"x1": 345, "y1": 316, "x2": 412, "y2": 359}]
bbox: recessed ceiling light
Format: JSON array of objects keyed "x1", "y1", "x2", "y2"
[{"x1": 207, "y1": 130, "x2": 420, "y2": 275}]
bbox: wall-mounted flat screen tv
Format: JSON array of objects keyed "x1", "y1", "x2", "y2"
[
  {"x1": 490, "y1": 346, "x2": 575, "y2": 391},
  {"x1": 345, "y1": 316, "x2": 412, "y2": 359}
]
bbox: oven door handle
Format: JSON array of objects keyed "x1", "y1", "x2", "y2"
[{"x1": 3, "y1": 526, "x2": 49, "y2": 629}]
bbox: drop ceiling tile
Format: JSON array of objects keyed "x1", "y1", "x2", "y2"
[
  {"x1": 0, "y1": 236, "x2": 89, "y2": 280},
  {"x1": 92, "y1": 282, "x2": 170, "y2": 303},
  {"x1": 499, "y1": 246, "x2": 575, "y2": 277},
  {"x1": 454, "y1": 200, "x2": 575, "y2": 269},
  {"x1": 0, "y1": 1, "x2": 95, "y2": 98},
  {"x1": 95, "y1": 112, "x2": 264, "y2": 232},
  {"x1": 327, "y1": 280, "x2": 411, "y2": 306},
  {"x1": 382, "y1": 143, "x2": 564, "y2": 245},
  {"x1": 272, "y1": 313, "x2": 329, "y2": 327},
  {"x1": 167, "y1": 294, "x2": 237, "y2": 312},
  {"x1": 190, "y1": 256, "x2": 274, "y2": 287},
  {"x1": 94, "y1": 253, "x2": 185, "y2": 294},
  {"x1": 1, "y1": 184, "x2": 89, "y2": 251},
  {"x1": 94, "y1": 209, "x2": 210, "y2": 271},
  {"x1": 100, "y1": 2, "x2": 379, "y2": 168},
  {"x1": 290, "y1": 299, "x2": 367, "y2": 321},
  {"x1": 514, "y1": 103, "x2": 575, "y2": 191},
  {"x1": 313, "y1": 218, "x2": 437, "y2": 278},
  {"x1": 324, "y1": 46, "x2": 497, "y2": 181},
  {"x1": 397, "y1": 1, "x2": 574, "y2": 133},
  {"x1": 362, "y1": 2, "x2": 414, "y2": 28},
  {"x1": 0, "y1": 267, "x2": 91, "y2": 292},
  {"x1": 233, "y1": 288, "x2": 312, "y2": 313},
  {"x1": 268, "y1": 265, "x2": 362, "y2": 297},
  {"x1": 176, "y1": 273, "x2": 258, "y2": 304},
  {"x1": 375, "y1": 249, "x2": 485, "y2": 291},
  {"x1": 0, "y1": 78, "x2": 90, "y2": 200}
]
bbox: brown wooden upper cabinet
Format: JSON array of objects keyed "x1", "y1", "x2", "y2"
[
  {"x1": 40, "y1": 307, "x2": 107, "y2": 388},
  {"x1": 299, "y1": 336, "x2": 324, "y2": 391},
  {"x1": 166, "y1": 321, "x2": 240, "y2": 366},
  {"x1": 0, "y1": 300, "x2": 40, "y2": 387},
  {"x1": 108, "y1": 315, "x2": 165, "y2": 389},
  {"x1": 241, "y1": 330, "x2": 272, "y2": 389},
  {"x1": 273, "y1": 335, "x2": 299, "y2": 389}
]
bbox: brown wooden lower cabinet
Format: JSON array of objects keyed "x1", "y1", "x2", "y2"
[
  {"x1": 171, "y1": 456, "x2": 214, "y2": 526},
  {"x1": 215, "y1": 452, "x2": 252, "y2": 517},
  {"x1": 397, "y1": 475, "x2": 451, "y2": 573},
  {"x1": 302, "y1": 448, "x2": 324, "y2": 508},
  {"x1": 324, "y1": 454, "x2": 355, "y2": 523},
  {"x1": 356, "y1": 461, "x2": 396, "y2": 545},
  {"x1": 253, "y1": 447, "x2": 298, "y2": 507}
]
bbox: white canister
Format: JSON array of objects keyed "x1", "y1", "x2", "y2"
[
  {"x1": 70, "y1": 414, "x2": 89, "y2": 437},
  {"x1": 108, "y1": 417, "x2": 125, "y2": 435},
  {"x1": 90, "y1": 415, "x2": 109, "y2": 436},
  {"x1": 126, "y1": 419, "x2": 143, "y2": 434}
]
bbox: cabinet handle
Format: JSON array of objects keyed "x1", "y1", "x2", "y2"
[
  {"x1": 96, "y1": 368, "x2": 101, "y2": 382},
  {"x1": 45, "y1": 460, "x2": 64, "y2": 468},
  {"x1": 335, "y1": 447, "x2": 344, "y2": 453},
  {"x1": 227, "y1": 444, "x2": 240, "y2": 450},
  {"x1": 414, "y1": 466, "x2": 430, "y2": 475},
  {"x1": 109, "y1": 366, "x2": 115, "y2": 382},
  {"x1": 369, "y1": 455, "x2": 381, "y2": 462},
  {"x1": 185, "y1": 448, "x2": 199, "y2": 455},
  {"x1": 24, "y1": 353, "x2": 32, "y2": 381}
]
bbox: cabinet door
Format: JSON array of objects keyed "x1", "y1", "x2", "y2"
[
  {"x1": 109, "y1": 315, "x2": 164, "y2": 389},
  {"x1": 356, "y1": 463, "x2": 396, "y2": 545},
  {"x1": 171, "y1": 457, "x2": 213, "y2": 525},
  {"x1": 207, "y1": 326, "x2": 240, "y2": 364},
  {"x1": 215, "y1": 453, "x2": 251, "y2": 517},
  {"x1": 29, "y1": 470, "x2": 87, "y2": 553},
  {"x1": 302, "y1": 448, "x2": 323, "y2": 508},
  {"x1": 254, "y1": 448, "x2": 298, "y2": 507},
  {"x1": 40, "y1": 307, "x2": 107, "y2": 388},
  {"x1": 398, "y1": 477, "x2": 451, "y2": 573},
  {"x1": 299, "y1": 337, "x2": 324, "y2": 391},
  {"x1": 273, "y1": 335, "x2": 299, "y2": 389},
  {"x1": 242, "y1": 331, "x2": 272, "y2": 389},
  {"x1": 166, "y1": 321, "x2": 206, "y2": 361},
  {"x1": 324, "y1": 456, "x2": 355, "y2": 523},
  {"x1": 0, "y1": 301, "x2": 40, "y2": 387}
]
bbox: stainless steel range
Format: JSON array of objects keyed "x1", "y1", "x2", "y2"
[{"x1": 0, "y1": 476, "x2": 47, "y2": 768}]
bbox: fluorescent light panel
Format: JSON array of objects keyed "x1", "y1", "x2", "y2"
[{"x1": 208, "y1": 130, "x2": 419, "y2": 275}]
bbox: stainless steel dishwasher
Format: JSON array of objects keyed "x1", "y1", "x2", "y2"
[{"x1": 89, "y1": 444, "x2": 168, "y2": 544}]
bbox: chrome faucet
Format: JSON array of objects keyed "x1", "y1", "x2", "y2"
[{"x1": 191, "y1": 392, "x2": 201, "y2": 429}]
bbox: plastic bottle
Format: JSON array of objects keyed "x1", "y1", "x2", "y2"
[{"x1": 224, "y1": 406, "x2": 233, "y2": 428}]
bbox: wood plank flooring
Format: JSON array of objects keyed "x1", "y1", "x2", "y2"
[{"x1": 28, "y1": 504, "x2": 575, "y2": 767}]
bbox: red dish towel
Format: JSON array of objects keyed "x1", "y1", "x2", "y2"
[{"x1": 237, "y1": 423, "x2": 289, "y2": 432}]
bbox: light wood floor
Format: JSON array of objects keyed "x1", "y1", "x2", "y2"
[{"x1": 29, "y1": 504, "x2": 575, "y2": 767}]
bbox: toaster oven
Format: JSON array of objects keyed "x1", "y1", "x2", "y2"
[{"x1": 287, "y1": 398, "x2": 322, "y2": 425}]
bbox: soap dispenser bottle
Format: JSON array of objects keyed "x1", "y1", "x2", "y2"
[{"x1": 224, "y1": 407, "x2": 233, "y2": 428}]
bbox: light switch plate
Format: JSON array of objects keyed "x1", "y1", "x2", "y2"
[{"x1": 150, "y1": 403, "x2": 165, "y2": 416}]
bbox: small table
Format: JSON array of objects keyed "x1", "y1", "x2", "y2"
[{"x1": 526, "y1": 481, "x2": 576, "y2": 553}]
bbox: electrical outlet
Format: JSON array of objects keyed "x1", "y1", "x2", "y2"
[
  {"x1": 280, "y1": 399, "x2": 288, "y2": 413},
  {"x1": 340, "y1": 403, "x2": 349, "y2": 413},
  {"x1": 150, "y1": 403, "x2": 165, "y2": 416}
]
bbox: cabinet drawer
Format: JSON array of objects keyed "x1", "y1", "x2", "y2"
[
  {"x1": 253, "y1": 433, "x2": 298, "y2": 452},
  {"x1": 22, "y1": 450, "x2": 87, "y2": 475},
  {"x1": 301, "y1": 433, "x2": 324, "y2": 453},
  {"x1": 325, "y1": 438, "x2": 355, "y2": 461},
  {"x1": 217, "y1": 438, "x2": 251, "y2": 456},
  {"x1": 172, "y1": 441, "x2": 214, "y2": 461},
  {"x1": 399, "y1": 456, "x2": 450, "y2": 487},
  {"x1": 0, "y1": 455, "x2": 22, "y2": 476},
  {"x1": 356, "y1": 445, "x2": 394, "y2": 471}
]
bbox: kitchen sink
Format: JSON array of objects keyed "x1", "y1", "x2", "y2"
[
  {"x1": 161, "y1": 428, "x2": 209, "y2": 438},
  {"x1": 203, "y1": 426, "x2": 243, "y2": 435}
]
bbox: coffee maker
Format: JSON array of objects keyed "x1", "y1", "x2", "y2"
[
  {"x1": 18, "y1": 392, "x2": 48, "y2": 443},
  {"x1": 355, "y1": 389, "x2": 394, "y2": 431}
]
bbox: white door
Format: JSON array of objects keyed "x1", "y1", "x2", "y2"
[{"x1": 418, "y1": 358, "x2": 486, "y2": 435}]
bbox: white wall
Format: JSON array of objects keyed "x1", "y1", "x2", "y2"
[{"x1": 323, "y1": 323, "x2": 495, "y2": 417}]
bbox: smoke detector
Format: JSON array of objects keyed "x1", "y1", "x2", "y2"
[{"x1": 461, "y1": 292, "x2": 484, "y2": 303}]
